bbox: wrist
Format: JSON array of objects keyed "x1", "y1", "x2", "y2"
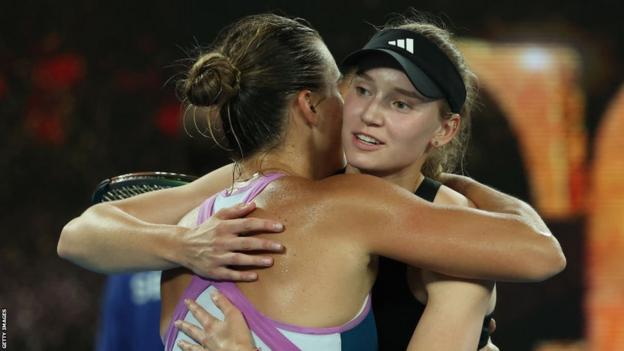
[{"x1": 158, "y1": 224, "x2": 190, "y2": 268}]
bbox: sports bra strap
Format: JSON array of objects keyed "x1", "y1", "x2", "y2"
[
  {"x1": 414, "y1": 177, "x2": 441, "y2": 202},
  {"x1": 212, "y1": 281, "x2": 301, "y2": 351}
]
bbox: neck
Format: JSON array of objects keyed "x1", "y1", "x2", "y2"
[{"x1": 235, "y1": 144, "x2": 319, "y2": 181}]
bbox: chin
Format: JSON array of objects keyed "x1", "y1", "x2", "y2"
[{"x1": 347, "y1": 158, "x2": 380, "y2": 174}]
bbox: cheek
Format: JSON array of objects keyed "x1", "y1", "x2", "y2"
[{"x1": 388, "y1": 119, "x2": 437, "y2": 152}]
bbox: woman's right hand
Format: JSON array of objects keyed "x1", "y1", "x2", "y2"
[
  {"x1": 178, "y1": 201, "x2": 285, "y2": 281},
  {"x1": 175, "y1": 291, "x2": 256, "y2": 351},
  {"x1": 59, "y1": 164, "x2": 289, "y2": 279}
]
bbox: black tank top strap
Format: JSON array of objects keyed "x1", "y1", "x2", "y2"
[
  {"x1": 334, "y1": 167, "x2": 347, "y2": 175},
  {"x1": 414, "y1": 177, "x2": 442, "y2": 202}
]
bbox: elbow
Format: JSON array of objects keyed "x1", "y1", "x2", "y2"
[
  {"x1": 56, "y1": 235, "x2": 67, "y2": 259},
  {"x1": 549, "y1": 244, "x2": 567, "y2": 276},
  {"x1": 57, "y1": 218, "x2": 82, "y2": 261},
  {"x1": 58, "y1": 206, "x2": 99, "y2": 265},
  {"x1": 526, "y1": 235, "x2": 567, "y2": 282},
  {"x1": 58, "y1": 216, "x2": 107, "y2": 273}
]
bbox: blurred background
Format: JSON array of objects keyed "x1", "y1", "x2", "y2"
[{"x1": 2, "y1": 0, "x2": 623, "y2": 350}]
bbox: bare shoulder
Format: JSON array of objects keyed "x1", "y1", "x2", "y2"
[
  {"x1": 262, "y1": 173, "x2": 417, "y2": 220},
  {"x1": 305, "y1": 174, "x2": 432, "y2": 224},
  {"x1": 434, "y1": 184, "x2": 476, "y2": 208},
  {"x1": 266, "y1": 173, "x2": 397, "y2": 201}
]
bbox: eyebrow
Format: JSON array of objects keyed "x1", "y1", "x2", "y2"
[
  {"x1": 356, "y1": 72, "x2": 429, "y2": 100},
  {"x1": 355, "y1": 72, "x2": 373, "y2": 82},
  {"x1": 394, "y1": 87, "x2": 429, "y2": 100}
]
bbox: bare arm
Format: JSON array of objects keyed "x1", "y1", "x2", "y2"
[
  {"x1": 330, "y1": 174, "x2": 566, "y2": 282},
  {"x1": 407, "y1": 271, "x2": 494, "y2": 351},
  {"x1": 57, "y1": 164, "x2": 285, "y2": 280},
  {"x1": 440, "y1": 173, "x2": 552, "y2": 235}
]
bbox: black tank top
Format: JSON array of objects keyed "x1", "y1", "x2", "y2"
[{"x1": 371, "y1": 177, "x2": 492, "y2": 350}]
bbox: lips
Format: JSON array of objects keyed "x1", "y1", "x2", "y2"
[
  {"x1": 352, "y1": 132, "x2": 384, "y2": 151},
  {"x1": 354, "y1": 132, "x2": 384, "y2": 145},
  {"x1": 355, "y1": 133, "x2": 382, "y2": 145}
]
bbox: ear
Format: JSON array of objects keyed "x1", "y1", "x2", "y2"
[
  {"x1": 431, "y1": 114, "x2": 461, "y2": 147},
  {"x1": 295, "y1": 90, "x2": 319, "y2": 126}
]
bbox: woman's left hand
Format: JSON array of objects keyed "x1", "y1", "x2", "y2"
[{"x1": 175, "y1": 291, "x2": 256, "y2": 351}]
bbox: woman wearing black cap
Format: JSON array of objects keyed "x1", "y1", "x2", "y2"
[{"x1": 339, "y1": 18, "x2": 496, "y2": 351}]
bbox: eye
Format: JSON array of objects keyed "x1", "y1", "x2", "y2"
[
  {"x1": 392, "y1": 100, "x2": 412, "y2": 111},
  {"x1": 355, "y1": 86, "x2": 371, "y2": 96}
]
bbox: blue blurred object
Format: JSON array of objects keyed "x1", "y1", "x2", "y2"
[{"x1": 95, "y1": 271, "x2": 163, "y2": 351}]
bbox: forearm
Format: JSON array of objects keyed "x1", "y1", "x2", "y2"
[
  {"x1": 438, "y1": 174, "x2": 565, "y2": 280},
  {"x1": 441, "y1": 174, "x2": 550, "y2": 234},
  {"x1": 58, "y1": 203, "x2": 186, "y2": 273},
  {"x1": 407, "y1": 275, "x2": 493, "y2": 351},
  {"x1": 57, "y1": 163, "x2": 237, "y2": 274},
  {"x1": 369, "y1": 206, "x2": 565, "y2": 281}
]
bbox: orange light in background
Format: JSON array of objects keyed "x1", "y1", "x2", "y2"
[
  {"x1": 587, "y1": 85, "x2": 624, "y2": 351},
  {"x1": 457, "y1": 40, "x2": 587, "y2": 218},
  {"x1": 519, "y1": 48, "x2": 554, "y2": 71}
]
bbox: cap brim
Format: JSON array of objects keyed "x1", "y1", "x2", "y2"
[{"x1": 342, "y1": 48, "x2": 444, "y2": 100}]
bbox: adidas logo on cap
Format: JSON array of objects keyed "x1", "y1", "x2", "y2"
[{"x1": 387, "y1": 38, "x2": 414, "y2": 54}]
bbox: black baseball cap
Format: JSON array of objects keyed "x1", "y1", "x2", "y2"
[{"x1": 342, "y1": 29, "x2": 466, "y2": 113}]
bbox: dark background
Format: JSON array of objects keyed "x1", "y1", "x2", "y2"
[{"x1": 3, "y1": 0, "x2": 621, "y2": 349}]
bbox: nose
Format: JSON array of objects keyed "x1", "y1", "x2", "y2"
[{"x1": 360, "y1": 99, "x2": 383, "y2": 126}]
